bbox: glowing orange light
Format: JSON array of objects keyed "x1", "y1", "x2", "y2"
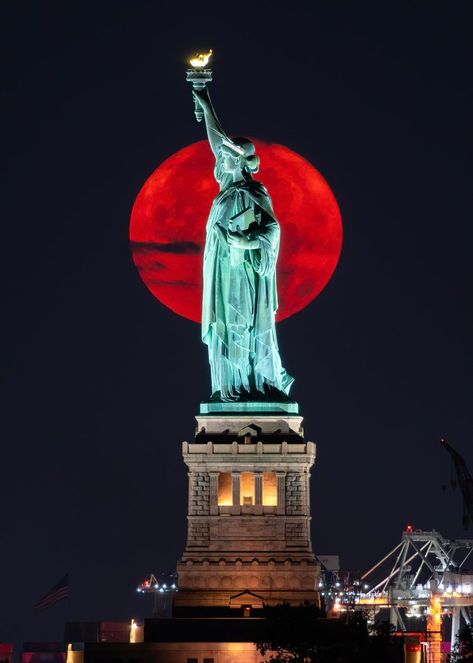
[
  {"x1": 218, "y1": 472, "x2": 233, "y2": 506},
  {"x1": 427, "y1": 595, "x2": 443, "y2": 663},
  {"x1": 240, "y1": 472, "x2": 255, "y2": 506},
  {"x1": 358, "y1": 597, "x2": 390, "y2": 606},
  {"x1": 263, "y1": 472, "x2": 278, "y2": 506}
]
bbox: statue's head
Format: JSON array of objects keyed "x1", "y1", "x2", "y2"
[{"x1": 220, "y1": 137, "x2": 260, "y2": 178}]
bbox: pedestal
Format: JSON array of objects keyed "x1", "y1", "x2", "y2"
[{"x1": 175, "y1": 403, "x2": 320, "y2": 612}]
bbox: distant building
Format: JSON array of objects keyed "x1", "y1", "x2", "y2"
[
  {"x1": 22, "y1": 643, "x2": 66, "y2": 663},
  {"x1": 0, "y1": 643, "x2": 13, "y2": 663},
  {"x1": 64, "y1": 623, "x2": 132, "y2": 645},
  {"x1": 63, "y1": 619, "x2": 268, "y2": 663}
]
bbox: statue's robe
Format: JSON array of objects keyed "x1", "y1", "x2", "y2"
[{"x1": 202, "y1": 178, "x2": 294, "y2": 402}]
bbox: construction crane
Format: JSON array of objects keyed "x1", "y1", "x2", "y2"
[
  {"x1": 136, "y1": 572, "x2": 178, "y2": 617},
  {"x1": 336, "y1": 527, "x2": 473, "y2": 662},
  {"x1": 441, "y1": 438, "x2": 473, "y2": 530}
]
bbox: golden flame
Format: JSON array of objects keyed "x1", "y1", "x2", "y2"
[{"x1": 189, "y1": 49, "x2": 212, "y2": 68}]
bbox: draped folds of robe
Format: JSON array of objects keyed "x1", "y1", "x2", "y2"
[{"x1": 202, "y1": 165, "x2": 294, "y2": 402}]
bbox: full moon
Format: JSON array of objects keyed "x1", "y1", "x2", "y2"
[{"x1": 130, "y1": 139, "x2": 342, "y2": 323}]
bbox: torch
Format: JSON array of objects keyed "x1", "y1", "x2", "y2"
[{"x1": 186, "y1": 49, "x2": 213, "y2": 122}]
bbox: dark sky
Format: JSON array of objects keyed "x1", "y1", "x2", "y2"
[{"x1": 2, "y1": 0, "x2": 472, "y2": 649}]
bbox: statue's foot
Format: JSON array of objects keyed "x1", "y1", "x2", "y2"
[{"x1": 259, "y1": 385, "x2": 296, "y2": 403}]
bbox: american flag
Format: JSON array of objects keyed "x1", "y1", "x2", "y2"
[{"x1": 34, "y1": 574, "x2": 69, "y2": 612}]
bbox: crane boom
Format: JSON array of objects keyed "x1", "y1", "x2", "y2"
[{"x1": 441, "y1": 438, "x2": 473, "y2": 529}]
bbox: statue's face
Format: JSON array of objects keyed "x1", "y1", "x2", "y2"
[{"x1": 221, "y1": 149, "x2": 242, "y2": 175}]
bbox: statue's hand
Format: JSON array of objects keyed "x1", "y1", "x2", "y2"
[
  {"x1": 192, "y1": 88, "x2": 210, "y2": 111},
  {"x1": 227, "y1": 231, "x2": 259, "y2": 250}
]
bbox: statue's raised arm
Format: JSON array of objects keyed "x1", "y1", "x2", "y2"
[{"x1": 193, "y1": 88, "x2": 227, "y2": 159}]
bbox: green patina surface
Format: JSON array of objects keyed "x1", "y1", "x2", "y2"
[
  {"x1": 199, "y1": 401, "x2": 300, "y2": 415},
  {"x1": 192, "y1": 85, "x2": 295, "y2": 405}
]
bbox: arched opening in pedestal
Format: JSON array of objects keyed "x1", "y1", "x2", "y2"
[
  {"x1": 263, "y1": 471, "x2": 278, "y2": 506},
  {"x1": 217, "y1": 472, "x2": 232, "y2": 506},
  {"x1": 216, "y1": 470, "x2": 279, "y2": 509},
  {"x1": 240, "y1": 472, "x2": 255, "y2": 506}
]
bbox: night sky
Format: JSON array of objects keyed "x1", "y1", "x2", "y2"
[{"x1": 2, "y1": 1, "x2": 472, "y2": 649}]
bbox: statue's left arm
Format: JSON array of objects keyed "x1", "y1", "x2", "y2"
[
  {"x1": 227, "y1": 191, "x2": 280, "y2": 276},
  {"x1": 227, "y1": 233, "x2": 260, "y2": 250},
  {"x1": 249, "y1": 212, "x2": 280, "y2": 277}
]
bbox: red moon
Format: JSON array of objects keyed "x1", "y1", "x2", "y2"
[{"x1": 130, "y1": 139, "x2": 342, "y2": 323}]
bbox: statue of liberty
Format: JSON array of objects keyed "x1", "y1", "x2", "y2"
[{"x1": 193, "y1": 88, "x2": 294, "y2": 403}]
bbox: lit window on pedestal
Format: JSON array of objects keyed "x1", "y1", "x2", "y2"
[
  {"x1": 218, "y1": 472, "x2": 232, "y2": 506},
  {"x1": 263, "y1": 472, "x2": 278, "y2": 506},
  {"x1": 240, "y1": 472, "x2": 255, "y2": 505}
]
